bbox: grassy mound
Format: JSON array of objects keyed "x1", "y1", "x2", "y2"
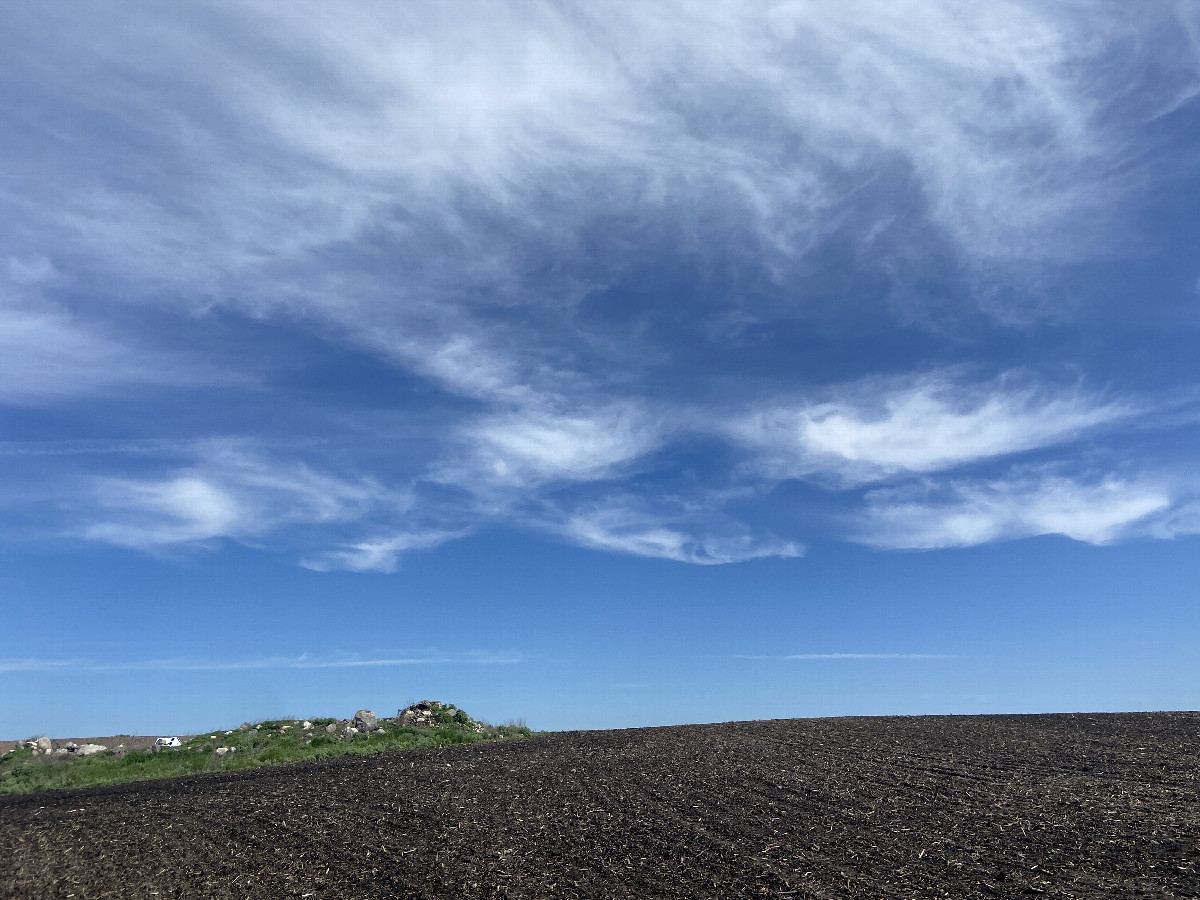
[{"x1": 0, "y1": 703, "x2": 532, "y2": 796}]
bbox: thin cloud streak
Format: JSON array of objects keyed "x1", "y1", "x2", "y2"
[
  {"x1": 734, "y1": 653, "x2": 956, "y2": 660},
  {"x1": 0, "y1": 659, "x2": 88, "y2": 673},
  {"x1": 0, "y1": 652, "x2": 523, "y2": 674}
]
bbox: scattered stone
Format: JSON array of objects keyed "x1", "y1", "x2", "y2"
[
  {"x1": 215, "y1": 747, "x2": 235, "y2": 758},
  {"x1": 352, "y1": 710, "x2": 379, "y2": 732},
  {"x1": 281, "y1": 725, "x2": 291, "y2": 731},
  {"x1": 325, "y1": 723, "x2": 338, "y2": 734}
]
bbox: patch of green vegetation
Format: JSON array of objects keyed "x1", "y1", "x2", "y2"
[{"x1": 0, "y1": 706, "x2": 535, "y2": 796}]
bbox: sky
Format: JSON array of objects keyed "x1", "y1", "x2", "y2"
[{"x1": 2, "y1": 1, "x2": 1199, "y2": 737}]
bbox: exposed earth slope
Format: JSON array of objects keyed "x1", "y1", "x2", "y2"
[{"x1": 2, "y1": 713, "x2": 1198, "y2": 898}]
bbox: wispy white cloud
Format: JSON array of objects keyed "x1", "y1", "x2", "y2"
[
  {"x1": 441, "y1": 403, "x2": 666, "y2": 491},
  {"x1": 0, "y1": 300, "x2": 239, "y2": 404},
  {"x1": 558, "y1": 496, "x2": 803, "y2": 565},
  {"x1": 734, "y1": 373, "x2": 1132, "y2": 484},
  {"x1": 858, "y1": 472, "x2": 1174, "y2": 549},
  {"x1": 5, "y1": 256, "x2": 57, "y2": 285},
  {"x1": 8, "y1": 0, "x2": 1185, "y2": 333},
  {"x1": 1143, "y1": 500, "x2": 1200, "y2": 541},
  {"x1": 80, "y1": 441, "x2": 390, "y2": 551},
  {"x1": 301, "y1": 529, "x2": 465, "y2": 574},
  {"x1": 2, "y1": 2, "x2": 1196, "y2": 567}
]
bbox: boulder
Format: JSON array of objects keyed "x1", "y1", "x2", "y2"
[
  {"x1": 35, "y1": 737, "x2": 52, "y2": 752},
  {"x1": 301, "y1": 721, "x2": 313, "y2": 730},
  {"x1": 325, "y1": 723, "x2": 338, "y2": 734},
  {"x1": 215, "y1": 746, "x2": 235, "y2": 758},
  {"x1": 239, "y1": 722, "x2": 253, "y2": 731},
  {"x1": 341, "y1": 726, "x2": 359, "y2": 739},
  {"x1": 75, "y1": 743, "x2": 107, "y2": 757},
  {"x1": 352, "y1": 710, "x2": 379, "y2": 732}
]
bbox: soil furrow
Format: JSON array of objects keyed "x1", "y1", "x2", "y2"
[{"x1": 2, "y1": 713, "x2": 1198, "y2": 898}]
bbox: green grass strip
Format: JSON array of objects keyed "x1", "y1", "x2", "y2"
[{"x1": 1, "y1": 714, "x2": 533, "y2": 796}]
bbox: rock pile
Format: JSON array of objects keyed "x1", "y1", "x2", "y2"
[
  {"x1": 15, "y1": 738, "x2": 110, "y2": 758},
  {"x1": 396, "y1": 700, "x2": 487, "y2": 734}
]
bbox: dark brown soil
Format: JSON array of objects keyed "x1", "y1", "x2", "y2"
[{"x1": 2, "y1": 713, "x2": 1198, "y2": 898}]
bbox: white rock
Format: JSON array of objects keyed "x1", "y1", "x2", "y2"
[
  {"x1": 35, "y1": 737, "x2": 52, "y2": 752},
  {"x1": 215, "y1": 746, "x2": 235, "y2": 758},
  {"x1": 75, "y1": 743, "x2": 107, "y2": 757},
  {"x1": 301, "y1": 721, "x2": 313, "y2": 730},
  {"x1": 341, "y1": 726, "x2": 359, "y2": 739},
  {"x1": 352, "y1": 710, "x2": 379, "y2": 732}
]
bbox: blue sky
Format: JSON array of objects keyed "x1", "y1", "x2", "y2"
[{"x1": 3, "y1": 1, "x2": 1199, "y2": 737}]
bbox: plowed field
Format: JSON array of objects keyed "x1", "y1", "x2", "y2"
[{"x1": 2, "y1": 713, "x2": 1198, "y2": 898}]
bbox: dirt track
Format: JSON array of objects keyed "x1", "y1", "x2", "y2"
[{"x1": 2, "y1": 713, "x2": 1198, "y2": 898}]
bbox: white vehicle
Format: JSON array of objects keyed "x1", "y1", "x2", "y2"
[{"x1": 153, "y1": 736, "x2": 182, "y2": 749}]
